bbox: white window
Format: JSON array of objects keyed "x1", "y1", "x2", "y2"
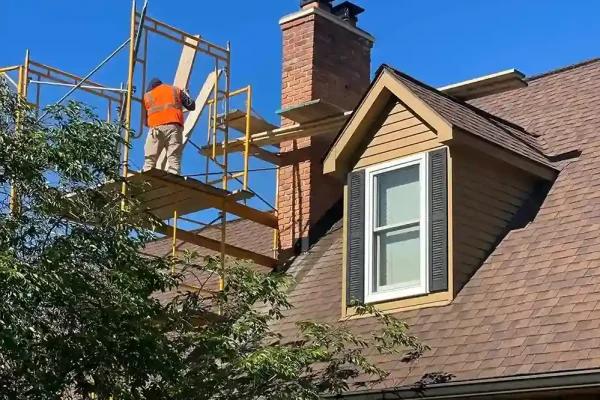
[{"x1": 364, "y1": 153, "x2": 429, "y2": 303}]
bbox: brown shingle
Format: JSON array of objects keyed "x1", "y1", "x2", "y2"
[
  {"x1": 268, "y1": 58, "x2": 600, "y2": 388},
  {"x1": 145, "y1": 58, "x2": 600, "y2": 390},
  {"x1": 385, "y1": 66, "x2": 558, "y2": 169}
]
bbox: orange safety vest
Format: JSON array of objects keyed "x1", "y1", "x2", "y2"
[{"x1": 144, "y1": 84, "x2": 184, "y2": 128}]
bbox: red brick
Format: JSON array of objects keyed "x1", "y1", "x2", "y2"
[{"x1": 277, "y1": 9, "x2": 373, "y2": 252}]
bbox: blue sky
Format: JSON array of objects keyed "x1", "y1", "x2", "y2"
[{"x1": 2, "y1": 0, "x2": 598, "y2": 227}]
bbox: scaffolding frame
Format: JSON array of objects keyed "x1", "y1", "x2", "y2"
[
  {"x1": 3, "y1": 0, "x2": 280, "y2": 279},
  {"x1": 2, "y1": 0, "x2": 355, "y2": 299}
]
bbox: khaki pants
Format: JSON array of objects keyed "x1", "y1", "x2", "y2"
[{"x1": 142, "y1": 123, "x2": 183, "y2": 175}]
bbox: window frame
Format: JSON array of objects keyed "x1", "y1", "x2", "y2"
[{"x1": 363, "y1": 152, "x2": 430, "y2": 303}]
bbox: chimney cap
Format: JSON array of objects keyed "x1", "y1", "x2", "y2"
[{"x1": 332, "y1": 1, "x2": 365, "y2": 24}]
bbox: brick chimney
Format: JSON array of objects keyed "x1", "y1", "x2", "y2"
[{"x1": 278, "y1": 1, "x2": 374, "y2": 256}]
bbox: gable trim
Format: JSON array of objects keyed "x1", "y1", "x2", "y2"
[{"x1": 323, "y1": 69, "x2": 453, "y2": 176}]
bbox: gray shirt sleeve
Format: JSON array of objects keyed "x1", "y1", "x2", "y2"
[{"x1": 180, "y1": 90, "x2": 196, "y2": 111}]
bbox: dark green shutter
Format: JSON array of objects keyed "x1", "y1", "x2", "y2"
[
  {"x1": 429, "y1": 148, "x2": 449, "y2": 292},
  {"x1": 346, "y1": 169, "x2": 366, "y2": 306}
]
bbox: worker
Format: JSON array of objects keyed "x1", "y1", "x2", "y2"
[{"x1": 142, "y1": 77, "x2": 196, "y2": 175}]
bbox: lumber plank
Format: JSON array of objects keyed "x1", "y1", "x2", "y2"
[
  {"x1": 247, "y1": 144, "x2": 281, "y2": 165},
  {"x1": 138, "y1": 170, "x2": 275, "y2": 228},
  {"x1": 223, "y1": 109, "x2": 279, "y2": 136},
  {"x1": 173, "y1": 35, "x2": 200, "y2": 89},
  {"x1": 277, "y1": 99, "x2": 347, "y2": 123},
  {"x1": 156, "y1": 224, "x2": 278, "y2": 268},
  {"x1": 199, "y1": 112, "x2": 351, "y2": 157}
]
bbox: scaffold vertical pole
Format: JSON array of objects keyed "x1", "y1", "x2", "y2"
[
  {"x1": 9, "y1": 50, "x2": 31, "y2": 215},
  {"x1": 23, "y1": 50, "x2": 30, "y2": 99},
  {"x1": 219, "y1": 42, "x2": 231, "y2": 292},
  {"x1": 139, "y1": 29, "x2": 149, "y2": 136},
  {"x1": 171, "y1": 210, "x2": 178, "y2": 274},
  {"x1": 9, "y1": 66, "x2": 24, "y2": 215},
  {"x1": 121, "y1": 0, "x2": 137, "y2": 209},
  {"x1": 243, "y1": 85, "x2": 252, "y2": 191},
  {"x1": 205, "y1": 101, "x2": 212, "y2": 183}
]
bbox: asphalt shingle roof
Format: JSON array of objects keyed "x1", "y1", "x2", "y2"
[
  {"x1": 269, "y1": 58, "x2": 600, "y2": 387},
  {"x1": 384, "y1": 65, "x2": 557, "y2": 168},
  {"x1": 145, "y1": 57, "x2": 600, "y2": 389}
]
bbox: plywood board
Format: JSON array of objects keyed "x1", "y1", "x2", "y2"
[
  {"x1": 277, "y1": 99, "x2": 348, "y2": 123},
  {"x1": 173, "y1": 35, "x2": 200, "y2": 89},
  {"x1": 156, "y1": 224, "x2": 278, "y2": 268},
  {"x1": 115, "y1": 169, "x2": 252, "y2": 220},
  {"x1": 200, "y1": 112, "x2": 351, "y2": 157},
  {"x1": 247, "y1": 144, "x2": 281, "y2": 166},
  {"x1": 223, "y1": 109, "x2": 279, "y2": 136}
]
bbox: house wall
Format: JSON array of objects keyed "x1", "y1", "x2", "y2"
[
  {"x1": 452, "y1": 146, "x2": 537, "y2": 295},
  {"x1": 355, "y1": 100, "x2": 441, "y2": 169}
]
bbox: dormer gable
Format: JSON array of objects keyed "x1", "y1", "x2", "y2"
[{"x1": 323, "y1": 65, "x2": 560, "y2": 315}]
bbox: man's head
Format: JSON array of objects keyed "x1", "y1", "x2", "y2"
[{"x1": 147, "y1": 78, "x2": 163, "y2": 92}]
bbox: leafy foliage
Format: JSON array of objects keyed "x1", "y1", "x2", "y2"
[{"x1": 0, "y1": 81, "x2": 429, "y2": 399}]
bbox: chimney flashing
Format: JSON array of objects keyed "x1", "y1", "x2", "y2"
[{"x1": 279, "y1": 6, "x2": 375, "y2": 43}]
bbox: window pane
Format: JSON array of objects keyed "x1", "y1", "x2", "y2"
[
  {"x1": 376, "y1": 165, "x2": 420, "y2": 228},
  {"x1": 375, "y1": 226, "x2": 420, "y2": 291}
]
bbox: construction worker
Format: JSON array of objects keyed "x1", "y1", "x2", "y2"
[{"x1": 142, "y1": 78, "x2": 196, "y2": 175}]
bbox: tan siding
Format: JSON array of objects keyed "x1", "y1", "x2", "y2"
[
  {"x1": 354, "y1": 100, "x2": 441, "y2": 169},
  {"x1": 452, "y1": 147, "x2": 536, "y2": 295}
]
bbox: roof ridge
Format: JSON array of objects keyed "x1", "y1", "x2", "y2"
[
  {"x1": 526, "y1": 56, "x2": 600, "y2": 82},
  {"x1": 382, "y1": 65, "x2": 551, "y2": 159},
  {"x1": 381, "y1": 65, "x2": 538, "y2": 138}
]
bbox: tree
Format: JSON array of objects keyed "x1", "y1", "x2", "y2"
[{"x1": 0, "y1": 80, "x2": 429, "y2": 400}]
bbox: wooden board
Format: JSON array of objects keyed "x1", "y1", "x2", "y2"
[
  {"x1": 200, "y1": 112, "x2": 351, "y2": 157},
  {"x1": 156, "y1": 224, "x2": 278, "y2": 268},
  {"x1": 98, "y1": 169, "x2": 253, "y2": 221},
  {"x1": 277, "y1": 99, "x2": 348, "y2": 123},
  {"x1": 173, "y1": 35, "x2": 200, "y2": 89},
  {"x1": 247, "y1": 144, "x2": 281, "y2": 166},
  {"x1": 222, "y1": 109, "x2": 279, "y2": 136},
  {"x1": 439, "y1": 69, "x2": 527, "y2": 101},
  {"x1": 158, "y1": 70, "x2": 221, "y2": 170},
  {"x1": 136, "y1": 169, "x2": 277, "y2": 229}
]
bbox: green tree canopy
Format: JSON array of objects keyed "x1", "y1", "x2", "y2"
[{"x1": 0, "y1": 81, "x2": 429, "y2": 400}]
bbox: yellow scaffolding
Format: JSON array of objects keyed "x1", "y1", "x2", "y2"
[
  {"x1": 2, "y1": 0, "x2": 280, "y2": 285},
  {"x1": 2, "y1": 0, "x2": 354, "y2": 298}
]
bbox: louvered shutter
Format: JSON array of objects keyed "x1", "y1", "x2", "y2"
[
  {"x1": 346, "y1": 169, "x2": 366, "y2": 306},
  {"x1": 429, "y1": 148, "x2": 449, "y2": 292}
]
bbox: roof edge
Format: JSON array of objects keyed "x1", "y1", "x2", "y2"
[
  {"x1": 336, "y1": 368, "x2": 600, "y2": 399},
  {"x1": 527, "y1": 56, "x2": 600, "y2": 82}
]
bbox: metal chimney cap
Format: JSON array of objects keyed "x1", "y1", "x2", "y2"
[{"x1": 332, "y1": 1, "x2": 365, "y2": 24}]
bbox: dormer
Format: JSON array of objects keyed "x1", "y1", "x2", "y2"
[{"x1": 323, "y1": 65, "x2": 559, "y2": 315}]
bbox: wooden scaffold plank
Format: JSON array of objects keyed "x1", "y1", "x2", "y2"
[
  {"x1": 137, "y1": 169, "x2": 277, "y2": 229},
  {"x1": 155, "y1": 224, "x2": 278, "y2": 268},
  {"x1": 200, "y1": 111, "x2": 352, "y2": 157}
]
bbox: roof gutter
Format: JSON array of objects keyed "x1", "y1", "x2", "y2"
[{"x1": 329, "y1": 369, "x2": 600, "y2": 399}]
